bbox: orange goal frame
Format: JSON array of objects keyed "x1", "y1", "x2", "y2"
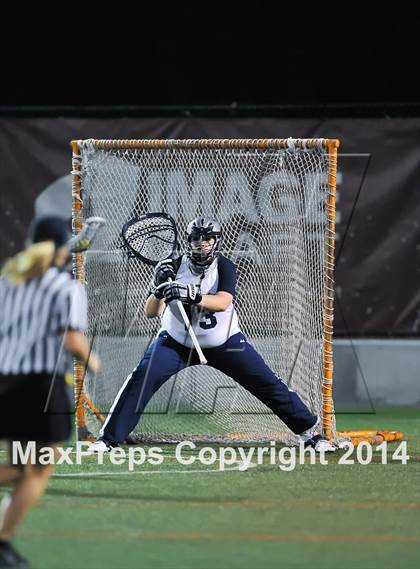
[{"x1": 70, "y1": 138, "x2": 403, "y2": 446}]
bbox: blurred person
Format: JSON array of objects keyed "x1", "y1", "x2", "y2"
[{"x1": 0, "y1": 217, "x2": 100, "y2": 568}]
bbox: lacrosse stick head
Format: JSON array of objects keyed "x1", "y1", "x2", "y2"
[
  {"x1": 68, "y1": 217, "x2": 106, "y2": 253},
  {"x1": 121, "y1": 212, "x2": 180, "y2": 266}
]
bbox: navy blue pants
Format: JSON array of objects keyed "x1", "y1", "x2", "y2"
[{"x1": 100, "y1": 331, "x2": 317, "y2": 444}]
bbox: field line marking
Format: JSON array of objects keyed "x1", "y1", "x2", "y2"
[
  {"x1": 52, "y1": 461, "x2": 257, "y2": 477},
  {"x1": 21, "y1": 528, "x2": 420, "y2": 543}
]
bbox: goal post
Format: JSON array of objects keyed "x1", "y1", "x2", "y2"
[{"x1": 70, "y1": 138, "x2": 400, "y2": 446}]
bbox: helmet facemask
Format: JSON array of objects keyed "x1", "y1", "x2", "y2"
[{"x1": 186, "y1": 217, "x2": 222, "y2": 270}]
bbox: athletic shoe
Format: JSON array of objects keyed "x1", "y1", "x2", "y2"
[
  {"x1": 298, "y1": 416, "x2": 321, "y2": 443},
  {"x1": 306, "y1": 434, "x2": 336, "y2": 452},
  {"x1": 87, "y1": 438, "x2": 116, "y2": 453},
  {"x1": 0, "y1": 541, "x2": 29, "y2": 567}
]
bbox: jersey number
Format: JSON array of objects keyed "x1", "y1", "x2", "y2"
[{"x1": 199, "y1": 312, "x2": 217, "y2": 330}]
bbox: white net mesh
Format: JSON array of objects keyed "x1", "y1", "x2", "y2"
[{"x1": 74, "y1": 139, "x2": 336, "y2": 443}]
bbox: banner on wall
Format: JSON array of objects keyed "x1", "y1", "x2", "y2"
[{"x1": 0, "y1": 116, "x2": 419, "y2": 336}]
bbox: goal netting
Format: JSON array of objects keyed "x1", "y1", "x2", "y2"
[{"x1": 71, "y1": 138, "x2": 339, "y2": 444}]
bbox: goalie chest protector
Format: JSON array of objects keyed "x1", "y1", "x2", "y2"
[{"x1": 159, "y1": 255, "x2": 240, "y2": 348}]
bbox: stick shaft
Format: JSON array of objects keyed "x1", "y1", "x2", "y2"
[
  {"x1": 166, "y1": 278, "x2": 207, "y2": 365},
  {"x1": 175, "y1": 300, "x2": 207, "y2": 365}
]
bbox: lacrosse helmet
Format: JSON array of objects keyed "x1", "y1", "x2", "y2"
[
  {"x1": 186, "y1": 216, "x2": 222, "y2": 268},
  {"x1": 27, "y1": 216, "x2": 71, "y2": 248}
]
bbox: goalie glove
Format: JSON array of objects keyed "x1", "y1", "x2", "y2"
[
  {"x1": 149, "y1": 259, "x2": 177, "y2": 299},
  {"x1": 153, "y1": 259, "x2": 177, "y2": 286},
  {"x1": 163, "y1": 281, "x2": 202, "y2": 305},
  {"x1": 150, "y1": 282, "x2": 170, "y2": 300}
]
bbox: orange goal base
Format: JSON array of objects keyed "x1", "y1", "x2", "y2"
[{"x1": 336, "y1": 430, "x2": 404, "y2": 446}]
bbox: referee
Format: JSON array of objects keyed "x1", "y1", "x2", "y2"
[{"x1": 0, "y1": 216, "x2": 100, "y2": 568}]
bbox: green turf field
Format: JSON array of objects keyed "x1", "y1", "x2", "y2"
[{"x1": 1, "y1": 409, "x2": 419, "y2": 569}]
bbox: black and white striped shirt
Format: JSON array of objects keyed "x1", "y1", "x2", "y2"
[{"x1": 0, "y1": 267, "x2": 87, "y2": 375}]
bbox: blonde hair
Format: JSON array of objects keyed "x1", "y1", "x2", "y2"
[{"x1": 2, "y1": 241, "x2": 56, "y2": 285}]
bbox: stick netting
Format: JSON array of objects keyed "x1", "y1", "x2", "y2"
[
  {"x1": 73, "y1": 139, "x2": 337, "y2": 444},
  {"x1": 122, "y1": 215, "x2": 177, "y2": 264}
]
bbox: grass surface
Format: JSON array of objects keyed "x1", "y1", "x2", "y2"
[{"x1": 1, "y1": 409, "x2": 419, "y2": 569}]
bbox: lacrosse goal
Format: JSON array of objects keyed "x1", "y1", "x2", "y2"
[{"x1": 71, "y1": 138, "x2": 401, "y2": 446}]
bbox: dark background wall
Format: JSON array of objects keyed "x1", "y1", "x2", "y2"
[{"x1": 1, "y1": 7, "x2": 419, "y2": 107}]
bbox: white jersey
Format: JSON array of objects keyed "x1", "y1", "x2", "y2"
[{"x1": 160, "y1": 255, "x2": 241, "y2": 348}]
